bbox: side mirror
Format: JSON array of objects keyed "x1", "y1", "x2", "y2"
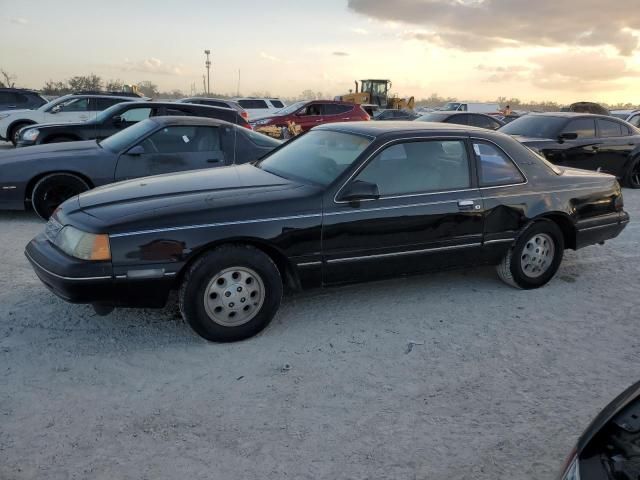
[
  {"x1": 112, "y1": 115, "x2": 124, "y2": 126},
  {"x1": 339, "y1": 180, "x2": 380, "y2": 202},
  {"x1": 558, "y1": 132, "x2": 578, "y2": 142},
  {"x1": 126, "y1": 145, "x2": 145, "y2": 156},
  {"x1": 51, "y1": 105, "x2": 62, "y2": 114}
]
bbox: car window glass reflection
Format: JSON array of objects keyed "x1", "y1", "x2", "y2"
[
  {"x1": 356, "y1": 140, "x2": 470, "y2": 196},
  {"x1": 140, "y1": 126, "x2": 220, "y2": 154}
]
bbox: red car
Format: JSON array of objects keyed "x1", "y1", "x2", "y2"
[{"x1": 249, "y1": 100, "x2": 369, "y2": 131}]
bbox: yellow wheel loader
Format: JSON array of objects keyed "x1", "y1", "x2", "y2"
[{"x1": 339, "y1": 79, "x2": 415, "y2": 113}]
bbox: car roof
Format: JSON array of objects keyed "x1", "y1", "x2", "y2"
[
  {"x1": 180, "y1": 97, "x2": 237, "y2": 103},
  {"x1": 315, "y1": 120, "x2": 489, "y2": 136},
  {"x1": 148, "y1": 116, "x2": 233, "y2": 127},
  {"x1": 120, "y1": 101, "x2": 236, "y2": 112},
  {"x1": 526, "y1": 112, "x2": 612, "y2": 119},
  {"x1": 0, "y1": 87, "x2": 42, "y2": 94}
]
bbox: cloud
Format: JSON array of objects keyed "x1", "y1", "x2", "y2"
[
  {"x1": 477, "y1": 64, "x2": 531, "y2": 83},
  {"x1": 347, "y1": 0, "x2": 640, "y2": 55},
  {"x1": 351, "y1": 27, "x2": 368, "y2": 35},
  {"x1": 121, "y1": 58, "x2": 183, "y2": 75},
  {"x1": 260, "y1": 52, "x2": 282, "y2": 62},
  {"x1": 332, "y1": 51, "x2": 349, "y2": 56},
  {"x1": 528, "y1": 50, "x2": 640, "y2": 90},
  {"x1": 5, "y1": 17, "x2": 28, "y2": 25}
]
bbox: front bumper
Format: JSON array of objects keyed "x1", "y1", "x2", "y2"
[
  {"x1": 25, "y1": 232, "x2": 174, "y2": 308},
  {"x1": 575, "y1": 211, "x2": 630, "y2": 249}
]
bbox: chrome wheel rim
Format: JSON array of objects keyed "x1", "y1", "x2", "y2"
[
  {"x1": 520, "y1": 233, "x2": 555, "y2": 279},
  {"x1": 631, "y1": 162, "x2": 640, "y2": 187},
  {"x1": 203, "y1": 267, "x2": 265, "y2": 327}
]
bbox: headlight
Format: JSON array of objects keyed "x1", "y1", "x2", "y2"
[
  {"x1": 21, "y1": 128, "x2": 39, "y2": 141},
  {"x1": 53, "y1": 226, "x2": 111, "y2": 261}
]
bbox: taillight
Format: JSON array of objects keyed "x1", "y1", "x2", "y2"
[
  {"x1": 243, "y1": 123, "x2": 253, "y2": 130},
  {"x1": 241, "y1": 111, "x2": 249, "y2": 120}
]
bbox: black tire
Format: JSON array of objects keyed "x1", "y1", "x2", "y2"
[
  {"x1": 9, "y1": 122, "x2": 32, "y2": 146},
  {"x1": 497, "y1": 220, "x2": 564, "y2": 289},
  {"x1": 179, "y1": 245, "x2": 283, "y2": 342},
  {"x1": 624, "y1": 157, "x2": 640, "y2": 189},
  {"x1": 31, "y1": 173, "x2": 90, "y2": 220}
]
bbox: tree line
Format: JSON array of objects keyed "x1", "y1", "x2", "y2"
[{"x1": 1, "y1": 69, "x2": 639, "y2": 110}]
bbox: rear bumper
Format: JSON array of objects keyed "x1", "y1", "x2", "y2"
[
  {"x1": 575, "y1": 211, "x2": 630, "y2": 249},
  {"x1": 25, "y1": 233, "x2": 173, "y2": 308}
]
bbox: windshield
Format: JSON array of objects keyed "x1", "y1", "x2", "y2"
[
  {"x1": 258, "y1": 130, "x2": 372, "y2": 186},
  {"x1": 273, "y1": 101, "x2": 306, "y2": 116},
  {"x1": 99, "y1": 119, "x2": 157, "y2": 152},
  {"x1": 416, "y1": 113, "x2": 449, "y2": 122},
  {"x1": 39, "y1": 95, "x2": 69, "y2": 112},
  {"x1": 499, "y1": 115, "x2": 567, "y2": 138},
  {"x1": 442, "y1": 102, "x2": 461, "y2": 111},
  {"x1": 95, "y1": 103, "x2": 127, "y2": 123}
]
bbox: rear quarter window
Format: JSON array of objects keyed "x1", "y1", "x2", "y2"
[
  {"x1": 270, "y1": 100, "x2": 284, "y2": 109},
  {"x1": 238, "y1": 99, "x2": 268, "y2": 109}
]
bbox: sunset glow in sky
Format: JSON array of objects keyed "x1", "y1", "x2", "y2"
[{"x1": 2, "y1": 0, "x2": 640, "y2": 103}]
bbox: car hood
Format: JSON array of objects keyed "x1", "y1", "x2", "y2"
[
  {"x1": 0, "y1": 139, "x2": 99, "y2": 164},
  {"x1": 510, "y1": 135, "x2": 555, "y2": 144},
  {"x1": 74, "y1": 163, "x2": 305, "y2": 225},
  {"x1": 31, "y1": 120, "x2": 96, "y2": 130},
  {"x1": 576, "y1": 381, "x2": 640, "y2": 452}
]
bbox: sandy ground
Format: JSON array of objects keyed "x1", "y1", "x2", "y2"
[{"x1": 1, "y1": 145, "x2": 639, "y2": 479}]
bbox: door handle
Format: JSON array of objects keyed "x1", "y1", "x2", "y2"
[{"x1": 458, "y1": 200, "x2": 480, "y2": 211}]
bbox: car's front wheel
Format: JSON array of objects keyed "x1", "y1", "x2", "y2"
[
  {"x1": 179, "y1": 245, "x2": 283, "y2": 342},
  {"x1": 497, "y1": 220, "x2": 564, "y2": 289},
  {"x1": 624, "y1": 157, "x2": 640, "y2": 189},
  {"x1": 31, "y1": 173, "x2": 90, "y2": 220},
  {"x1": 9, "y1": 122, "x2": 32, "y2": 146}
]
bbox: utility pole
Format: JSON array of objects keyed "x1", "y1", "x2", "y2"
[
  {"x1": 204, "y1": 49, "x2": 211, "y2": 95},
  {"x1": 202, "y1": 75, "x2": 206, "y2": 95}
]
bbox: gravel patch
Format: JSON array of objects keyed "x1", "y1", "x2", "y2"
[{"x1": 1, "y1": 178, "x2": 638, "y2": 479}]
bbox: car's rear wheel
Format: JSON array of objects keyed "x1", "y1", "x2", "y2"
[
  {"x1": 31, "y1": 173, "x2": 90, "y2": 220},
  {"x1": 497, "y1": 220, "x2": 564, "y2": 289},
  {"x1": 179, "y1": 245, "x2": 283, "y2": 342},
  {"x1": 9, "y1": 122, "x2": 32, "y2": 146},
  {"x1": 624, "y1": 157, "x2": 640, "y2": 189}
]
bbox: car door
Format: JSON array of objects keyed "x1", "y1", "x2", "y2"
[
  {"x1": 593, "y1": 118, "x2": 636, "y2": 177},
  {"x1": 43, "y1": 96, "x2": 94, "y2": 123},
  {"x1": 114, "y1": 125, "x2": 226, "y2": 181},
  {"x1": 545, "y1": 117, "x2": 600, "y2": 171},
  {"x1": 322, "y1": 137, "x2": 484, "y2": 284},
  {"x1": 292, "y1": 103, "x2": 325, "y2": 131}
]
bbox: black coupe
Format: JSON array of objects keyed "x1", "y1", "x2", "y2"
[
  {"x1": 500, "y1": 112, "x2": 640, "y2": 188},
  {"x1": 25, "y1": 122, "x2": 629, "y2": 342},
  {"x1": 0, "y1": 116, "x2": 280, "y2": 219},
  {"x1": 16, "y1": 101, "x2": 251, "y2": 147}
]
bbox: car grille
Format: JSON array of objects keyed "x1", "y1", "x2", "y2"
[{"x1": 44, "y1": 217, "x2": 63, "y2": 242}]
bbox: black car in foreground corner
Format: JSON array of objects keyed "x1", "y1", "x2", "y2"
[
  {"x1": 1, "y1": 116, "x2": 280, "y2": 219},
  {"x1": 25, "y1": 122, "x2": 629, "y2": 342},
  {"x1": 16, "y1": 101, "x2": 251, "y2": 147},
  {"x1": 500, "y1": 113, "x2": 640, "y2": 188},
  {"x1": 558, "y1": 381, "x2": 640, "y2": 480}
]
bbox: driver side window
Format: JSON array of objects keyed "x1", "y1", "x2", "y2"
[
  {"x1": 354, "y1": 140, "x2": 470, "y2": 196},
  {"x1": 561, "y1": 119, "x2": 595, "y2": 138},
  {"x1": 139, "y1": 126, "x2": 220, "y2": 154},
  {"x1": 55, "y1": 97, "x2": 91, "y2": 112},
  {"x1": 120, "y1": 108, "x2": 152, "y2": 122}
]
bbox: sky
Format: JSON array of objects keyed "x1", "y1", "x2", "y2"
[{"x1": 2, "y1": 0, "x2": 640, "y2": 104}]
